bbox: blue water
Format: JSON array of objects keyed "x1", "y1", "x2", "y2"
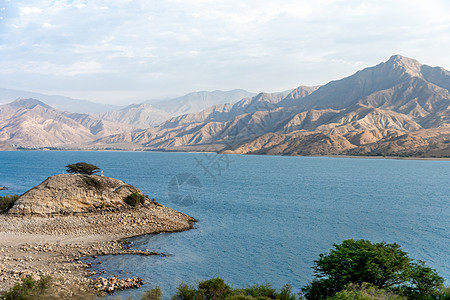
[{"x1": 0, "y1": 151, "x2": 449, "y2": 299}]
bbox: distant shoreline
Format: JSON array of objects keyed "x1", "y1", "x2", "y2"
[{"x1": 1, "y1": 148, "x2": 449, "y2": 161}]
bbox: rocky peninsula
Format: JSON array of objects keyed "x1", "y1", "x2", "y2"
[{"x1": 0, "y1": 174, "x2": 195, "y2": 297}]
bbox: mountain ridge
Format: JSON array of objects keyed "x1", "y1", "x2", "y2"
[
  {"x1": 1, "y1": 55, "x2": 449, "y2": 157},
  {"x1": 90, "y1": 55, "x2": 449, "y2": 157},
  {"x1": 0, "y1": 98, "x2": 133, "y2": 148}
]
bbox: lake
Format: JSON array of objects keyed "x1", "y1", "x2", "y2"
[{"x1": 0, "y1": 151, "x2": 449, "y2": 298}]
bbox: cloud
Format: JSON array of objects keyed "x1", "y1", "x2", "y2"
[
  {"x1": 19, "y1": 6, "x2": 43, "y2": 16},
  {"x1": 0, "y1": 0, "x2": 449, "y2": 104}
]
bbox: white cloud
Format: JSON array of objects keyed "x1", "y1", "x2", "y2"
[
  {"x1": 0, "y1": 0, "x2": 450, "y2": 104},
  {"x1": 19, "y1": 6, "x2": 43, "y2": 16}
]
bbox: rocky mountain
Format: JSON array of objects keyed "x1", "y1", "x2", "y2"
[
  {"x1": 0, "y1": 98, "x2": 133, "y2": 148},
  {"x1": 222, "y1": 128, "x2": 450, "y2": 157},
  {"x1": 0, "y1": 141, "x2": 14, "y2": 150},
  {"x1": 279, "y1": 55, "x2": 449, "y2": 128},
  {"x1": 0, "y1": 88, "x2": 121, "y2": 114},
  {"x1": 93, "y1": 55, "x2": 449, "y2": 157},
  {"x1": 95, "y1": 89, "x2": 257, "y2": 128},
  {"x1": 99, "y1": 103, "x2": 172, "y2": 129},
  {"x1": 1, "y1": 55, "x2": 448, "y2": 157},
  {"x1": 149, "y1": 89, "x2": 256, "y2": 116},
  {"x1": 94, "y1": 91, "x2": 297, "y2": 148}
]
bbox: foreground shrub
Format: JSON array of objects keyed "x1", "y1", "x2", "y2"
[
  {"x1": 327, "y1": 283, "x2": 405, "y2": 300},
  {"x1": 172, "y1": 283, "x2": 197, "y2": 300},
  {"x1": 399, "y1": 261, "x2": 446, "y2": 300},
  {"x1": 301, "y1": 239, "x2": 446, "y2": 300},
  {"x1": 141, "y1": 287, "x2": 163, "y2": 300},
  {"x1": 2, "y1": 275, "x2": 51, "y2": 300},
  {"x1": 172, "y1": 279, "x2": 296, "y2": 300},
  {"x1": 240, "y1": 283, "x2": 277, "y2": 299},
  {"x1": 0, "y1": 194, "x2": 19, "y2": 213},
  {"x1": 198, "y1": 278, "x2": 232, "y2": 299}
]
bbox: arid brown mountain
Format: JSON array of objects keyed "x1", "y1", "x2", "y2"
[
  {"x1": 93, "y1": 55, "x2": 449, "y2": 157},
  {"x1": 280, "y1": 55, "x2": 449, "y2": 128},
  {"x1": 1, "y1": 55, "x2": 449, "y2": 157},
  {"x1": 99, "y1": 103, "x2": 173, "y2": 129},
  {"x1": 96, "y1": 89, "x2": 257, "y2": 128},
  {"x1": 0, "y1": 141, "x2": 14, "y2": 150},
  {"x1": 0, "y1": 98, "x2": 133, "y2": 148},
  {"x1": 94, "y1": 92, "x2": 297, "y2": 148},
  {"x1": 222, "y1": 128, "x2": 450, "y2": 157},
  {"x1": 149, "y1": 89, "x2": 256, "y2": 116}
]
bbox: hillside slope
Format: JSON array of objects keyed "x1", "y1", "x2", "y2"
[
  {"x1": 93, "y1": 55, "x2": 449, "y2": 157},
  {"x1": 0, "y1": 99, "x2": 133, "y2": 148}
]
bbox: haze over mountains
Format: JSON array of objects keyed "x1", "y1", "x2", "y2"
[
  {"x1": 0, "y1": 55, "x2": 449, "y2": 157},
  {"x1": 0, "y1": 88, "x2": 121, "y2": 114},
  {"x1": 146, "y1": 89, "x2": 256, "y2": 116},
  {"x1": 99, "y1": 89, "x2": 255, "y2": 128}
]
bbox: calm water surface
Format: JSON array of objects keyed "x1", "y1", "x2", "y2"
[{"x1": 0, "y1": 151, "x2": 448, "y2": 298}]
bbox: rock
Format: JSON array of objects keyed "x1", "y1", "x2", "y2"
[
  {"x1": 31, "y1": 274, "x2": 41, "y2": 281},
  {"x1": 8, "y1": 174, "x2": 144, "y2": 215}
]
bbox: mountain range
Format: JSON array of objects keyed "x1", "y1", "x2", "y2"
[
  {"x1": 0, "y1": 55, "x2": 449, "y2": 157},
  {"x1": 0, "y1": 88, "x2": 121, "y2": 114},
  {"x1": 0, "y1": 98, "x2": 133, "y2": 148},
  {"x1": 98, "y1": 89, "x2": 255, "y2": 128},
  {"x1": 146, "y1": 89, "x2": 256, "y2": 116}
]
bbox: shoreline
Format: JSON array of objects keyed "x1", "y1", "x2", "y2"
[
  {"x1": 0, "y1": 148, "x2": 449, "y2": 161},
  {"x1": 0, "y1": 204, "x2": 195, "y2": 297}
]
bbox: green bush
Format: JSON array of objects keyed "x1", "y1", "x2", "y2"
[
  {"x1": 125, "y1": 192, "x2": 146, "y2": 207},
  {"x1": 172, "y1": 283, "x2": 198, "y2": 300},
  {"x1": 2, "y1": 275, "x2": 51, "y2": 300},
  {"x1": 327, "y1": 283, "x2": 405, "y2": 300},
  {"x1": 301, "y1": 239, "x2": 446, "y2": 300},
  {"x1": 198, "y1": 278, "x2": 232, "y2": 300},
  {"x1": 142, "y1": 287, "x2": 163, "y2": 300},
  {"x1": 241, "y1": 283, "x2": 277, "y2": 299},
  {"x1": 0, "y1": 194, "x2": 19, "y2": 213},
  {"x1": 398, "y1": 261, "x2": 445, "y2": 300},
  {"x1": 171, "y1": 279, "x2": 297, "y2": 300},
  {"x1": 82, "y1": 176, "x2": 104, "y2": 190}
]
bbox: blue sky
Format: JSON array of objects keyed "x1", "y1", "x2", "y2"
[{"x1": 1, "y1": 0, "x2": 449, "y2": 104}]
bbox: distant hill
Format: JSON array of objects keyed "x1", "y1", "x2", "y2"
[
  {"x1": 221, "y1": 128, "x2": 450, "y2": 157},
  {"x1": 97, "y1": 89, "x2": 257, "y2": 128},
  {"x1": 0, "y1": 98, "x2": 133, "y2": 148},
  {"x1": 94, "y1": 55, "x2": 449, "y2": 157},
  {"x1": 95, "y1": 90, "x2": 316, "y2": 148},
  {"x1": 99, "y1": 103, "x2": 172, "y2": 129},
  {"x1": 0, "y1": 88, "x2": 121, "y2": 114},
  {"x1": 149, "y1": 89, "x2": 256, "y2": 116}
]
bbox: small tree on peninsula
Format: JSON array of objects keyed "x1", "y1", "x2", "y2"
[{"x1": 65, "y1": 162, "x2": 100, "y2": 175}]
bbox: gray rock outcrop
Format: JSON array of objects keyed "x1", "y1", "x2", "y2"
[{"x1": 8, "y1": 174, "x2": 143, "y2": 215}]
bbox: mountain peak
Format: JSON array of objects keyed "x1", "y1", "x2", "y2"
[
  {"x1": 385, "y1": 55, "x2": 422, "y2": 76},
  {"x1": 10, "y1": 98, "x2": 53, "y2": 110}
]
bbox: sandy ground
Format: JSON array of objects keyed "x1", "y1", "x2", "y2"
[{"x1": 0, "y1": 203, "x2": 195, "y2": 297}]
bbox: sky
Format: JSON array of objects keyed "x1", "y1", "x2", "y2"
[{"x1": 1, "y1": 0, "x2": 450, "y2": 105}]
